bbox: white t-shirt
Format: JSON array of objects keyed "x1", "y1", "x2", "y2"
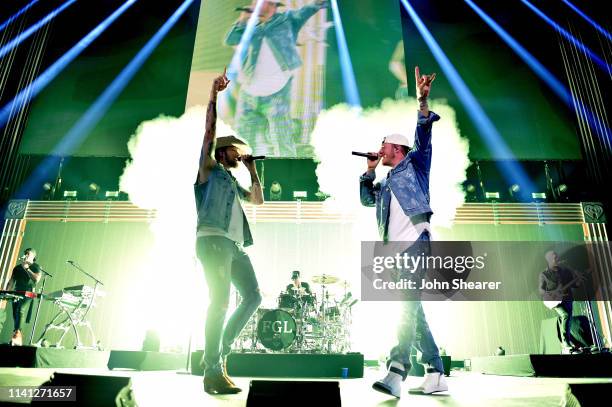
[
  {"x1": 197, "y1": 186, "x2": 244, "y2": 245},
  {"x1": 226, "y1": 192, "x2": 245, "y2": 244},
  {"x1": 240, "y1": 38, "x2": 292, "y2": 96},
  {"x1": 388, "y1": 190, "x2": 430, "y2": 246}
]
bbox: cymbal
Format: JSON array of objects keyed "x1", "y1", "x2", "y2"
[{"x1": 311, "y1": 274, "x2": 341, "y2": 285}]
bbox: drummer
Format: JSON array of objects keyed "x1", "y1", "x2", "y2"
[{"x1": 286, "y1": 270, "x2": 312, "y2": 296}]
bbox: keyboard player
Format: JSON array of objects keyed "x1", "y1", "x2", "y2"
[{"x1": 3, "y1": 248, "x2": 41, "y2": 346}]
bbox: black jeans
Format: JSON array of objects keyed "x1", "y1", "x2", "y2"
[
  {"x1": 12, "y1": 297, "x2": 32, "y2": 331},
  {"x1": 196, "y1": 236, "x2": 262, "y2": 376},
  {"x1": 554, "y1": 300, "x2": 573, "y2": 347}
]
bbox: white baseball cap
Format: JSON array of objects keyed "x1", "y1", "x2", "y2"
[{"x1": 383, "y1": 133, "x2": 411, "y2": 147}]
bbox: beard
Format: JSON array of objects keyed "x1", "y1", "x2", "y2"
[{"x1": 225, "y1": 158, "x2": 240, "y2": 168}]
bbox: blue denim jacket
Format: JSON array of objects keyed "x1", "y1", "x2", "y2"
[
  {"x1": 194, "y1": 164, "x2": 253, "y2": 247},
  {"x1": 225, "y1": 3, "x2": 326, "y2": 76},
  {"x1": 359, "y1": 111, "x2": 440, "y2": 241}
]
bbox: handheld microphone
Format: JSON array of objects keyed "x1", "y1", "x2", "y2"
[
  {"x1": 352, "y1": 151, "x2": 379, "y2": 160},
  {"x1": 66, "y1": 260, "x2": 74, "y2": 264},
  {"x1": 235, "y1": 7, "x2": 253, "y2": 12},
  {"x1": 239, "y1": 155, "x2": 266, "y2": 162}
]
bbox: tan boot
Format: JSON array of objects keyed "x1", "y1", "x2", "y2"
[
  {"x1": 221, "y1": 357, "x2": 236, "y2": 386},
  {"x1": 199, "y1": 358, "x2": 235, "y2": 385},
  {"x1": 11, "y1": 330, "x2": 22, "y2": 346},
  {"x1": 203, "y1": 372, "x2": 242, "y2": 395}
]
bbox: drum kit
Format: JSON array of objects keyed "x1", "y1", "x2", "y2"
[{"x1": 235, "y1": 274, "x2": 358, "y2": 354}]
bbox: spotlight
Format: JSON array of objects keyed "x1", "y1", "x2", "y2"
[
  {"x1": 269, "y1": 181, "x2": 282, "y2": 201},
  {"x1": 42, "y1": 182, "x2": 53, "y2": 200},
  {"x1": 520, "y1": 0, "x2": 609, "y2": 73},
  {"x1": 330, "y1": 0, "x2": 361, "y2": 106},
  {"x1": 314, "y1": 191, "x2": 330, "y2": 201},
  {"x1": 399, "y1": 0, "x2": 536, "y2": 194},
  {"x1": 0, "y1": 0, "x2": 79, "y2": 60},
  {"x1": 554, "y1": 183, "x2": 569, "y2": 202},
  {"x1": 87, "y1": 183, "x2": 100, "y2": 200},
  {"x1": 485, "y1": 191, "x2": 500, "y2": 202},
  {"x1": 0, "y1": 0, "x2": 139, "y2": 128},
  {"x1": 531, "y1": 192, "x2": 546, "y2": 202},
  {"x1": 105, "y1": 191, "x2": 119, "y2": 200},
  {"x1": 465, "y1": 183, "x2": 478, "y2": 202},
  {"x1": 293, "y1": 191, "x2": 308, "y2": 201},
  {"x1": 508, "y1": 184, "x2": 521, "y2": 202},
  {"x1": 63, "y1": 190, "x2": 77, "y2": 201}
]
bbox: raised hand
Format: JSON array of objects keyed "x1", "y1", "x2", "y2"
[
  {"x1": 415, "y1": 66, "x2": 436, "y2": 99},
  {"x1": 213, "y1": 67, "x2": 230, "y2": 93}
]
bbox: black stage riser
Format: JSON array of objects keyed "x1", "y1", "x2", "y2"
[
  {"x1": 563, "y1": 383, "x2": 612, "y2": 407},
  {"x1": 191, "y1": 351, "x2": 364, "y2": 378},
  {"x1": 471, "y1": 353, "x2": 612, "y2": 377},
  {"x1": 0, "y1": 345, "x2": 186, "y2": 371},
  {"x1": 0, "y1": 345, "x2": 109, "y2": 368},
  {"x1": 247, "y1": 380, "x2": 341, "y2": 406},
  {"x1": 107, "y1": 350, "x2": 186, "y2": 371},
  {"x1": 31, "y1": 373, "x2": 136, "y2": 407}
]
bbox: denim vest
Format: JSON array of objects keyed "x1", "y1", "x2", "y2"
[
  {"x1": 225, "y1": 3, "x2": 326, "y2": 76},
  {"x1": 359, "y1": 111, "x2": 440, "y2": 241},
  {"x1": 194, "y1": 165, "x2": 253, "y2": 247}
]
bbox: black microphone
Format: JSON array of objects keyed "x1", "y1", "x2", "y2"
[
  {"x1": 235, "y1": 7, "x2": 253, "y2": 12},
  {"x1": 352, "y1": 151, "x2": 379, "y2": 160},
  {"x1": 239, "y1": 155, "x2": 266, "y2": 162},
  {"x1": 66, "y1": 260, "x2": 74, "y2": 264}
]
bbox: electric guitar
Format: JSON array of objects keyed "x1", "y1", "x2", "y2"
[{"x1": 543, "y1": 271, "x2": 587, "y2": 309}]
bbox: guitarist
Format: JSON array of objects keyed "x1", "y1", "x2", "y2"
[{"x1": 539, "y1": 250, "x2": 585, "y2": 354}]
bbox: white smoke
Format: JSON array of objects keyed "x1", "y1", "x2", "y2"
[
  {"x1": 311, "y1": 98, "x2": 469, "y2": 359},
  {"x1": 311, "y1": 98, "x2": 469, "y2": 230},
  {"x1": 117, "y1": 99, "x2": 469, "y2": 355},
  {"x1": 118, "y1": 105, "x2": 249, "y2": 349},
  {"x1": 120, "y1": 105, "x2": 251, "y2": 213}
]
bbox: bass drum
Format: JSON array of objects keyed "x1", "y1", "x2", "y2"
[{"x1": 256, "y1": 309, "x2": 297, "y2": 351}]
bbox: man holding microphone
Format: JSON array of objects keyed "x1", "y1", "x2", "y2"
[
  {"x1": 195, "y1": 70, "x2": 264, "y2": 395},
  {"x1": 359, "y1": 67, "x2": 448, "y2": 398}
]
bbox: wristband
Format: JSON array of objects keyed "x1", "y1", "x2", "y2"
[{"x1": 418, "y1": 95, "x2": 428, "y2": 110}]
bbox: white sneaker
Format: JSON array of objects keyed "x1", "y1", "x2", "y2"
[
  {"x1": 372, "y1": 361, "x2": 405, "y2": 398},
  {"x1": 409, "y1": 369, "x2": 448, "y2": 394}
]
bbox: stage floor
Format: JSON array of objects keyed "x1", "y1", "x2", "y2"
[{"x1": 1, "y1": 367, "x2": 612, "y2": 406}]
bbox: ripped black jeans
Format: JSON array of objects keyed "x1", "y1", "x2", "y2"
[{"x1": 196, "y1": 236, "x2": 261, "y2": 376}]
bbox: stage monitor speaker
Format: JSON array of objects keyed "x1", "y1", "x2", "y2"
[
  {"x1": 31, "y1": 373, "x2": 137, "y2": 406},
  {"x1": 247, "y1": 380, "x2": 341, "y2": 406},
  {"x1": 562, "y1": 383, "x2": 612, "y2": 407}
]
